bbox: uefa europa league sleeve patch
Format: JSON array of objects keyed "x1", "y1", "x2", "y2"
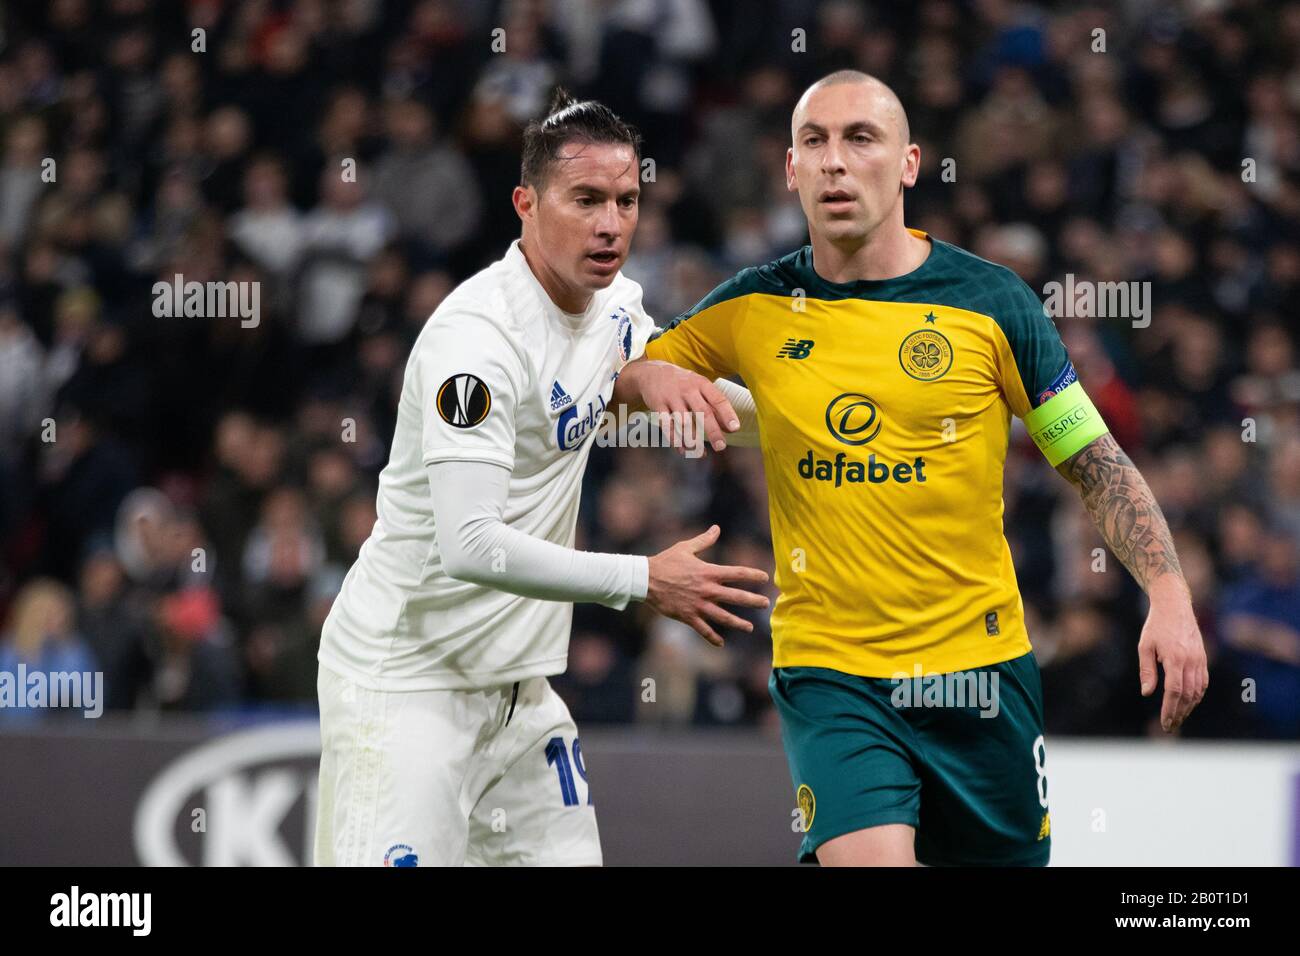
[{"x1": 436, "y1": 373, "x2": 492, "y2": 428}]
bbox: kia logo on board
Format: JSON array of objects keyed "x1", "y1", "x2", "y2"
[{"x1": 133, "y1": 722, "x2": 321, "y2": 866}]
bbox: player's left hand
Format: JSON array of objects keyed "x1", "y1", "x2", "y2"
[
  {"x1": 614, "y1": 359, "x2": 739, "y2": 454},
  {"x1": 1137, "y1": 579, "x2": 1209, "y2": 733}
]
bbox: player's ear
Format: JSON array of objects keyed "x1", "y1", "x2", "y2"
[
  {"x1": 900, "y1": 143, "x2": 920, "y2": 189},
  {"x1": 512, "y1": 184, "x2": 536, "y2": 225},
  {"x1": 785, "y1": 146, "x2": 797, "y2": 193}
]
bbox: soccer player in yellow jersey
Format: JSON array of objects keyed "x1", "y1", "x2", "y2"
[{"x1": 613, "y1": 70, "x2": 1209, "y2": 866}]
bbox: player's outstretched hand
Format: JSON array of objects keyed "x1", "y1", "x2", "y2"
[
  {"x1": 645, "y1": 524, "x2": 769, "y2": 647},
  {"x1": 1137, "y1": 580, "x2": 1209, "y2": 733},
  {"x1": 614, "y1": 359, "x2": 739, "y2": 454}
]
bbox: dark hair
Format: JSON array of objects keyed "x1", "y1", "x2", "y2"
[{"x1": 519, "y1": 88, "x2": 642, "y2": 189}]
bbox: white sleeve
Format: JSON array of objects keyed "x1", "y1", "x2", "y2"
[
  {"x1": 428, "y1": 459, "x2": 650, "y2": 610},
  {"x1": 714, "y1": 378, "x2": 760, "y2": 447},
  {"x1": 417, "y1": 305, "x2": 528, "y2": 471},
  {"x1": 622, "y1": 279, "x2": 657, "y2": 363}
]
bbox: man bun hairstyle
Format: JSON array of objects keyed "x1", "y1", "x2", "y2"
[{"x1": 520, "y1": 87, "x2": 642, "y2": 189}]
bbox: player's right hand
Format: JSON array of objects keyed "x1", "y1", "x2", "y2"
[
  {"x1": 615, "y1": 359, "x2": 739, "y2": 454},
  {"x1": 645, "y1": 524, "x2": 770, "y2": 647}
]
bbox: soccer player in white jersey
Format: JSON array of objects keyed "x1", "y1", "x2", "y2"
[{"x1": 314, "y1": 91, "x2": 769, "y2": 867}]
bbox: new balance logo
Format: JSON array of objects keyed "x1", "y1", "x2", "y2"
[
  {"x1": 776, "y1": 338, "x2": 815, "y2": 359},
  {"x1": 550, "y1": 380, "x2": 574, "y2": 411}
]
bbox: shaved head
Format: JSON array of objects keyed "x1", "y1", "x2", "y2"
[
  {"x1": 792, "y1": 70, "x2": 910, "y2": 146},
  {"x1": 785, "y1": 68, "x2": 923, "y2": 260}
]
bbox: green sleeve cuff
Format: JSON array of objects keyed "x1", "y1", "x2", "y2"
[{"x1": 1022, "y1": 381, "x2": 1110, "y2": 466}]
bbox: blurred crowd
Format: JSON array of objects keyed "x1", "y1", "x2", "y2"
[{"x1": 0, "y1": 0, "x2": 1297, "y2": 739}]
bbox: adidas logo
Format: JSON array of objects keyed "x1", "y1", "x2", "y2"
[{"x1": 550, "y1": 380, "x2": 574, "y2": 411}]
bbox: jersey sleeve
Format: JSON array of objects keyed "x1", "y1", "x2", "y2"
[
  {"x1": 993, "y1": 274, "x2": 1110, "y2": 466},
  {"x1": 622, "y1": 279, "x2": 657, "y2": 363},
  {"x1": 416, "y1": 306, "x2": 529, "y2": 471},
  {"x1": 428, "y1": 459, "x2": 648, "y2": 609},
  {"x1": 642, "y1": 272, "x2": 749, "y2": 379}
]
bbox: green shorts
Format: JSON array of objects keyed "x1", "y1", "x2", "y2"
[{"x1": 769, "y1": 652, "x2": 1051, "y2": 866}]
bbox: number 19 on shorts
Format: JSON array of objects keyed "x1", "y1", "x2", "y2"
[{"x1": 546, "y1": 736, "x2": 593, "y2": 807}]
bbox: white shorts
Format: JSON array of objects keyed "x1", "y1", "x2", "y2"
[{"x1": 314, "y1": 666, "x2": 601, "y2": 866}]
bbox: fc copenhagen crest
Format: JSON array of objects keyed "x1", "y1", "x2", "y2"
[
  {"x1": 436, "y1": 373, "x2": 492, "y2": 428},
  {"x1": 797, "y1": 784, "x2": 816, "y2": 831},
  {"x1": 899, "y1": 328, "x2": 954, "y2": 381},
  {"x1": 612, "y1": 306, "x2": 633, "y2": 362}
]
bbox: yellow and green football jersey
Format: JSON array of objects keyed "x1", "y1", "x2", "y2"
[{"x1": 644, "y1": 229, "x2": 1108, "y2": 677}]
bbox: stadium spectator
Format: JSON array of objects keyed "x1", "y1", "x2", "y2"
[
  {"x1": 1219, "y1": 527, "x2": 1300, "y2": 738},
  {"x1": 0, "y1": 577, "x2": 97, "y2": 722}
]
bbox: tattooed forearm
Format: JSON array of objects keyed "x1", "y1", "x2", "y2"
[{"x1": 1055, "y1": 433, "x2": 1186, "y2": 594}]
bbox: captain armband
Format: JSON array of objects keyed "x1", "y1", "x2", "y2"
[{"x1": 1022, "y1": 381, "x2": 1110, "y2": 466}]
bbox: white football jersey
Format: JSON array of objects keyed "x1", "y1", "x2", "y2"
[{"x1": 318, "y1": 239, "x2": 655, "y2": 691}]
